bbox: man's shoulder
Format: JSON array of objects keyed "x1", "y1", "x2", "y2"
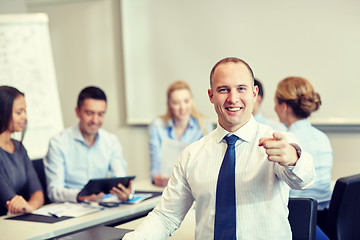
[
  {"x1": 97, "y1": 128, "x2": 117, "y2": 138},
  {"x1": 50, "y1": 126, "x2": 76, "y2": 142},
  {"x1": 97, "y1": 128, "x2": 121, "y2": 146},
  {"x1": 255, "y1": 113, "x2": 287, "y2": 132}
]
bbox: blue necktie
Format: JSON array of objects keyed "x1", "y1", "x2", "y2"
[{"x1": 214, "y1": 135, "x2": 238, "y2": 240}]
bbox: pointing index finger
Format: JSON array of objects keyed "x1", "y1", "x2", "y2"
[{"x1": 272, "y1": 132, "x2": 285, "y2": 141}]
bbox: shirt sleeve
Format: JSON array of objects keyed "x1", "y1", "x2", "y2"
[
  {"x1": 44, "y1": 136, "x2": 79, "y2": 203},
  {"x1": 149, "y1": 121, "x2": 162, "y2": 178},
  {"x1": 274, "y1": 133, "x2": 316, "y2": 190},
  {"x1": 108, "y1": 135, "x2": 127, "y2": 177},
  {"x1": 0, "y1": 170, "x2": 17, "y2": 213},
  {"x1": 0, "y1": 143, "x2": 43, "y2": 215},
  {"x1": 123, "y1": 151, "x2": 194, "y2": 240}
]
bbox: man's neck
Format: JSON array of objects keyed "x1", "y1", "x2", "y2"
[{"x1": 79, "y1": 128, "x2": 97, "y2": 147}]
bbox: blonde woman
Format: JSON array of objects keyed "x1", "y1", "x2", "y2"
[{"x1": 149, "y1": 81, "x2": 213, "y2": 186}]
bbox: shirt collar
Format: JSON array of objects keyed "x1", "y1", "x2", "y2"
[
  {"x1": 288, "y1": 119, "x2": 311, "y2": 131},
  {"x1": 72, "y1": 124, "x2": 99, "y2": 144},
  {"x1": 168, "y1": 116, "x2": 196, "y2": 129},
  {"x1": 214, "y1": 115, "x2": 258, "y2": 144}
]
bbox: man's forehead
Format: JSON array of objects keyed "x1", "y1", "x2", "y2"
[
  {"x1": 213, "y1": 63, "x2": 253, "y2": 84},
  {"x1": 216, "y1": 61, "x2": 251, "y2": 73},
  {"x1": 80, "y1": 99, "x2": 107, "y2": 110}
]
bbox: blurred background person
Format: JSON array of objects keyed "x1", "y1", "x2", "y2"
[
  {"x1": 45, "y1": 86, "x2": 131, "y2": 203},
  {"x1": 149, "y1": 81, "x2": 214, "y2": 186},
  {"x1": 253, "y1": 78, "x2": 287, "y2": 131},
  {"x1": 275, "y1": 76, "x2": 333, "y2": 238},
  {"x1": 0, "y1": 86, "x2": 44, "y2": 216}
]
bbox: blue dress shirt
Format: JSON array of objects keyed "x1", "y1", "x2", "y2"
[
  {"x1": 254, "y1": 112, "x2": 287, "y2": 132},
  {"x1": 288, "y1": 119, "x2": 333, "y2": 210},
  {"x1": 44, "y1": 125, "x2": 128, "y2": 203},
  {"x1": 149, "y1": 116, "x2": 214, "y2": 178}
]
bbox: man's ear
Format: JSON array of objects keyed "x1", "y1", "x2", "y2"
[
  {"x1": 208, "y1": 89, "x2": 214, "y2": 103},
  {"x1": 75, "y1": 107, "x2": 80, "y2": 118},
  {"x1": 253, "y1": 85, "x2": 259, "y2": 101}
]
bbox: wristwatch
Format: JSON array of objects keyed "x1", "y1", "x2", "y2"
[{"x1": 290, "y1": 143, "x2": 302, "y2": 159}]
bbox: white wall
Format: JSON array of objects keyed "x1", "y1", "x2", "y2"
[
  {"x1": 0, "y1": 0, "x2": 26, "y2": 13},
  {"x1": 121, "y1": 0, "x2": 360, "y2": 125},
  {"x1": 26, "y1": 0, "x2": 360, "y2": 181}
]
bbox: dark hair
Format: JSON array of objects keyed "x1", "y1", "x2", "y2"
[
  {"x1": 77, "y1": 86, "x2": 107, "y2": 109},
  {"x1": 0, "y1": 86, "x2": 24, "y2": 134},
  {"x1": 210, "y1": 57, "x2": 254, "y2": 89},
  {"x1": 254, "y1": 78, "x2": 263, "y2": 98}
]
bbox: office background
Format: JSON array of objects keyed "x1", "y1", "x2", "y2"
[{"x1": 1, "y1": 0, "x2": 360, "y2": 182}]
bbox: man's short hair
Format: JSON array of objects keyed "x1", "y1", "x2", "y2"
[
  {"x1": 77, "y1": 86, "x2": 107, "y2": 109},
  {"x1": 210, "y1": 57, "x2": 254, "y2": 89},
  {"x1": 254, "y1": 79, "x2": 263, "y2": 98}
]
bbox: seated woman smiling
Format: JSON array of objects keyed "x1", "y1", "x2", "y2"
[{"x1": 0, "y1": 86, "x2": 44, "y2": 216}]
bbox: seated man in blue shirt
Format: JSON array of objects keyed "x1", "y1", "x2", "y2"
[{"x1": 44, "y1": 86, "x2": 131, "y2": 203}]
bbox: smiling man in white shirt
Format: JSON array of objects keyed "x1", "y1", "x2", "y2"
[{"x1": 123, "y1": 57, "x2": 315, "y2": 240}]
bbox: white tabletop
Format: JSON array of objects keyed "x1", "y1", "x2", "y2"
[{"x1": 0, "y1": 179, "x2": 162, "y2": 240}]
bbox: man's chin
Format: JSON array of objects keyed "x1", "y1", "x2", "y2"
[{"x1": 85, "y1": 128, "x2": 99, "y2": 136}]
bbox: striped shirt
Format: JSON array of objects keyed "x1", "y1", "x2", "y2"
[{"x1": 124, "y1": 116, "x2": 315, "y2": 240}]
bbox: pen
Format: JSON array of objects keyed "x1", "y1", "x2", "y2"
[{"x1": 48, "y1": 212, "x2": 60, "y2": 218}]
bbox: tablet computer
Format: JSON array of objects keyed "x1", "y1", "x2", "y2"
[{"x1": 78, "y1": 176, "x2": 135, "y2": 197}]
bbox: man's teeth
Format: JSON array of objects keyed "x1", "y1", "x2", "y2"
[{"x1": 227, "y1": 107, "x2": 240, "y2": 111}]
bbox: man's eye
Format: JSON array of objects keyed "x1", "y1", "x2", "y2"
[
  {"x1": 238, "y1": 87, "x2": 246, "y2": 91},
  {"x1": 218, "y1": 89, "x2": 228, "y2": 93}
]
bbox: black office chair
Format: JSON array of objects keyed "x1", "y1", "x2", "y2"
[
  {"x1": 322, "y1": 174, "x2": 360, "y2": 240},
  {"x1": 288, "y1": 198, "x2": 318, "y2": 240},
  {"x1": 32, "y1": 158, "x2": 51, "y2": 204}
]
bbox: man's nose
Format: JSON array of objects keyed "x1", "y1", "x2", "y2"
[
  {"x1": 227, "y1": 90, "x2": 239, "y2": 104},
  {"x1": 91, "y1": 114, "x2": 99, "y2": 123}
]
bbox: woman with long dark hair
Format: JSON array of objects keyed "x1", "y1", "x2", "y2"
[{"x1": 0, "y1": 86, "x2": 44, "y2": 215}]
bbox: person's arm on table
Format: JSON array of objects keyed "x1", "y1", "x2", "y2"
[
  {"x1": 6, "y1": 190, "x2": 43, "y2": 214},
  {"x1": 149, "y1": 121, "x2": 169, "y2": 187}
]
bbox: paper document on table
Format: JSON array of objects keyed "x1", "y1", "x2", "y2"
[
  {"x1": 100, "y1": 193, "x2": 153, "y2": 204},
  {"x1": 161, "y1": 139, "x2": 189, "y2": 177},
  {"x1": 33, "y1": 202, "x2": 103, "y2": 218}
]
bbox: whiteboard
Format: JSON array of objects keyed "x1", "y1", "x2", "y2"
[
  {"x1": 121, "y1": 0, "x2": 360, "y2": 125},
  {"x1": 0, "y1": 13, "x2": 63, "y2": 159}
]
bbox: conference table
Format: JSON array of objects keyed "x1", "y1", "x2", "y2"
[{"x1": 0, "y1": 180, "x2": 163, "y2": 240}]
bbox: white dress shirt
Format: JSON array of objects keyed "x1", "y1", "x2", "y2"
[{"x1": 124, "y1": 116, "x2": 315, "y2": 240}]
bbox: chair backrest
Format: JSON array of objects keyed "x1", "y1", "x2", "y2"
[
  {"x1": 325, "y1": 174, "x2": 360, "y2": 240},
  {"x1": 32, "y1": 158, "x2": 51, "y2": 204},
  {"x1": 288, "y1": 198, "x2": 318, "y2": 240}
]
